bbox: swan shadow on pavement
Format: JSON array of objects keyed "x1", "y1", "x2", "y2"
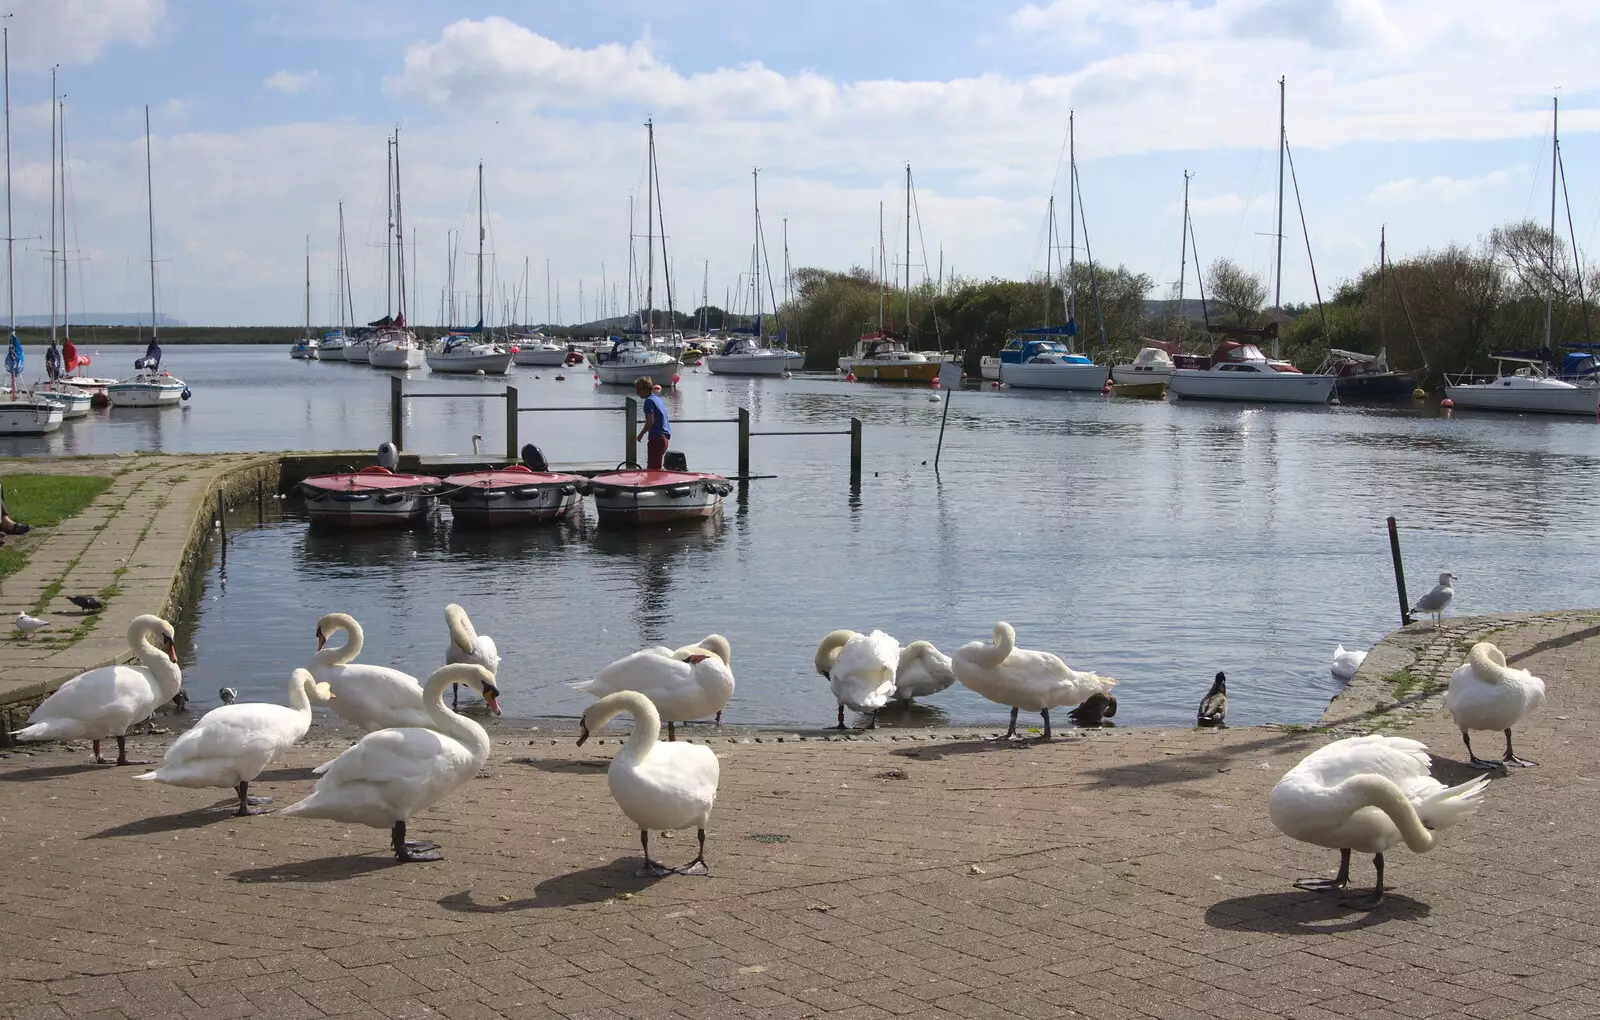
[
  {"x1": 438, "y1": 859, "x2": 670, "y2": 912},
  {"x1": 1205, "y1": 890, "x2": 1429, "y2": 933},
  {"x1": 232, "y1": 854, "x2": 397, "y2": 884},
  {"x1": 890, "y1": 736, "x2": 1073, "y2": 760},
  {"x1": 86, "y1": 802, "x2": 239, "y2": 838},
  {"x1": 0, "y1": 762, "x2": 110, "y2": 782},
  {"x1": 511, "y1": 756, "x2": 610, "y2": 774},
  {"x1": 256, "y1": 765, "x2": 322, "y2": 782}
]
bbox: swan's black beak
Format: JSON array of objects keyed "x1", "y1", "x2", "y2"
[
  {"x1": 576, "y1": 721, "x2": 590, "y2": 746},
  {"x1": 315, "y1": 627, "x2": 326, "y2": 651}
]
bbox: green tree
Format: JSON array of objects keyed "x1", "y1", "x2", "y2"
[{"x1": 1207, "y1": 258, "x2": 1267, "y2": 326}]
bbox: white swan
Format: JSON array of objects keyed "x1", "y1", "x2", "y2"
[
  {"x1": 445, "y1": 603, "x2": 501, "y2": 710},
  {"x1": 136, "y1": 668, "x2": 332, "y2": 815},
  {"x1": 579, "y1": 690, "x2": 720, "y2": 876},
  {"x1": 1196, "y1": 672, "x2": 1227, "y2": 727},
  {"x1": 1410, "y1": 572, "x2": 1457, "y2": 629},
  {"x1": 309, "y1": 612, "x2": 429, "y2": 731},
  {"x1": 573, "y1": 636, "x2": 734, "y2": 741},
  {"x1": 894, "y1": 641, "x2": 957, "y2": 703},
  {"x1": 281, "y1": 663, "x2": 499, "y2": 862},
  {"x1": 814, "y1": 629, "x2": 899, "y2": 729},
  {"x1": 1268, "y1": 734, "x2": 1490, "y2": 908},
  {"x1": 1331, "y1": 645, "x2": 1367, "y2": 681},
  {"x1": 951, "y1": 622, "x2": 1115, "y2": 739},
  {"x1": 14, "y1": 614, "x2": 181, "y2": 765},
  {"x1": 1445, "y1": 641, "x2": 1546, "y2": 769}
]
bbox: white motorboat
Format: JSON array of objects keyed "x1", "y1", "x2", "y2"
[
  {"x1": 592, "y1": 336, "x2": 680, "y2": 386},
  {"x1": 839, "y1": 332, "x2": 938, "y2": 382},
  {"x1": 1445, "y1": 355, "x2": 1600, "y2": 416},
  {"x1": 290, "y1": 337, "x2": 319, "y2": 359},
  {"x1": 318, "y1": 332, "x2": 348, "y2": 357},
  {"x1": 0, "y1": 395, "x2": 64, "y2": 435},
  {"x1": 589, "y1": 466, "x2": 733, "y2": 526},
  {"x1": 298, "y1": 465, "x2": 440, "y2": 528},
  {"x1": 442, "y1": 453, "x2": 589, "y2": 526},
  {"x1": 1110, "y1": 345, "x2": 1178, "y2": 398},
  {"x1": 511, "y1": 334, "x2": 571, "y2": 367},
  {"x1": 369, "y1": 327, "x2": 426, "y2": 369},
  {"x1": 112, "y1": 112, "x2": 189, "y2": 409},
  {"x1": 37, "y1": 384, "x2": 90, "y2": 418},
  {"x1": 705, "y1": 334, "x2": 801, "y2": 376},
  {"x1": 1166, "y1": 339, "x2": 1334, "y2": 404},
  {"x1": 997, "y1": 335, "x2": 1107, "y2": 391},
  {"x1": 426, "y1": 332, "x2": 512, "y2": 374},
  {"x1": 979, "y1": 356, "x2": 1001, "y2": 381}
]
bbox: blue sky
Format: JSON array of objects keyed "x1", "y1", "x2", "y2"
[{"x1": 8, "y1": 0, "x2": 1600, "y2": 326}]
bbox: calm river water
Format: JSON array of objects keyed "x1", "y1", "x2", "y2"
[{"x1": 11, "y1": 344, "x2": 1600, "y2": 729}]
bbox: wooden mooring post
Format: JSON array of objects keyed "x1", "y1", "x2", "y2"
[
  {"x1": 1387, "y1": 516, "x2": 1413, "y2": 627},
  {"x1": 624, "y1": 397, "x2": 638, "y2": 466},
  {"x1": 737, "y1": 408, "x2": 751, "y2": 480},
  {"x1": 504, "y1": 385, "x2": 519, "y2": 460},
  {"x1": 389, "y1": 375, "x2": 403, "y2": 451},
  {"x1": 850, "y1": 417, "x2": 863, "y2": 486}
]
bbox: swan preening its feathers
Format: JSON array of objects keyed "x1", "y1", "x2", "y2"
[
  {"x1": 1269, "y1": 734, "x2": 1490, "y2": 908},
  {"x1": 1331, "y1": 645, "x2": 1367, "y2": 681},
  {"x1": 14, "y1": 615, "x2": 181, "y2": 765},
  {"x1": 444, "y1": 604, "x2": 501, "y2": 709},
  {"x1": 815, "y1": 629, "x2": 900, "y2": 729},
  {"x1": 1446, "y1": 641, "x2": 1546, "y2": 769},
  {"x1": 310, "y1": 613, "x2": 430, "y2": 732},
  {"x1": 895, "y1": 641, "x2": 957, "y2": 702},
  {"x1": 281, "y1": 663, "x2": 500, "y2": 862},
  {"x1": 1196, "y1": 673, "x2": 1227, "y2": 727},
  {"x1": 137, "y1": 669, "x2": 331, "y2": 816},
  {"x1": 574, "y1": 635, "x2": 735, "y2": 740},
  {"x1": 579, "y1": 690, "x2": 720, "y2": 877},
  {"x1": 952, "y1": 622, "x2": 1115, "y2": 739}
]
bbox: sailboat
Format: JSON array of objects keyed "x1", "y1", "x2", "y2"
[
  {"x1": 368, "y1": 130, "x2": 428, "y2": 370},
  {"x1": 511, "y1": 256, "x2": 567, "y2": 365},
  {"x1": 839, "y1": 166, "x2": 940, "y2": 383},
  {"x1": 108, "y1": 107, "x2": 188, "y2": 408},
  {"x1": 1443, "y1": 98, "x2": 1600, "y2": 416},
  {"x1": 1111, "y1": 171, "x2": 1202, "y2": 399},
  {"x1": 427, "y1": 161, "x2": 511, "y2": 373},
  {"x1": 1321, "y1": 227, "x2": 1422, "y2": 398},
  {"x1": 1167, "y1": 80, "x2": 1335, "y2": 405},
  {"x1": 34, "y1": 75, "x2": 89, "y2": 418},
  {"x1": 705, "y1": 169, "x2": 803, "y2": 376},
  {"x1": 593, "y1": 119, "x2": 680, "y2": 386},
  {"x1": 290, "y1": 236, "x2": 319, "y2": 359}
]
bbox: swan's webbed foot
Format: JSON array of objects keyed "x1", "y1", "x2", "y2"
[
  {"x1": 834, "y1": 704, "x2": 848, "y2": 730},
  {"x1": 397, "y1": 845, "x2": 443, "y2": 863},
  {"x1": 1340, "y1": 888, "x2": 1385, "y2": 910},
  {"x1": 1502, "y1": 730, "x2": 1536, "y2": 767},
  {"x1": 403, "y1": 840, "x2": 441, "y2": 852},
  {"x1": 636, "y1": 860, "x2": 675, "y2": 877},
  {"x1": 114, "y1": 737, "x2": 150, "y2": 766},
  {"x1": 993, "y1": 707, "x2": 1020, "y2": 741},
  {"x1": 1294, "y1": 849, "x2": 1351, "y2": 892},
  {"x1": 1467, "y1": 756, "x2": 1502, "y2": 770},
  {"x1": 1039, "y1": 709, "x2": 1052, "y2": 740},
  {"x1": 91, "y1": 739, "x2": 114, "y2": 765},
  {"x1": 676, "y1": 859, "x2": 709, "y2": 876},
  {"x1": 233, "y1": 783, "x2": 273, "y2": 816},
  {"x1": 234, "y1": 803, "x2": 273, "y2": 816},
  {"x1": 391, "y1": 822, "x2": 441, "y2": 862}
]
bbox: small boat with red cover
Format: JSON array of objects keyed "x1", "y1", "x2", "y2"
[
  {"x1": 443, "y1": 445, "x2": 588, "y2": 525},
  {"x1": 589, "y1": 456, "x2": 733, "y2": 526},
  {"x1": 298, "y1": 458, "x2": 440, "y2": 528}
]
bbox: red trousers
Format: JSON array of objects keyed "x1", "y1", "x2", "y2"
[{"x1": 647, "y1": 434, "x2": 669, "y2": 470}]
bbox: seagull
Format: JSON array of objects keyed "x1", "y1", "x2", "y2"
[
  {"x1": 1410, "y1": 572, "x2": 1457, "y2": 630},
  {"x1": 67, "y1": 595, "x2": 104, "y2": 613},
  {"x1": 15, "y1": 612, "x2": 49, "y2": 638},
  {"x1": 219, "y1": 687, "x2": 238, "y2": 705}
]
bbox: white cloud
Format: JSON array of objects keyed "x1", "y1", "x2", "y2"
[
  {"x1": 1369, "y1": 169, "x2": 1518, "y2": 204},
  {"x1": 9, "y1": 0, "x2": 165, "y2": 71},
  {"x1": 264, "y1": 70, "x2": 320, "y2": 95}
]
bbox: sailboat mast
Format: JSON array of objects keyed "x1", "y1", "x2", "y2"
[
  {"x1": 645, "y1": 119, "x2": 655, "y2": 336},
  {"x1": 385, "y1": 135, "x2": 393, "y2": 318},
  {"x1": 2, "y1": 26, "x2": 11, "y2": 347},
  {"x1": 701, "y1": 259, "x2": 708, "y2": 333},
  {"x1": 1273, "y1": 77, "x2": 1286, "y2": 358},
  {"x1": 904, "y1": 163, "x2": 911, "y2": 337},
  {"x1": 877, "y1": 202, "x2": 885, "y2": 329},
  {"x1": 752, "y1": 168, "x2": 762, "y2": 326},
  {"x1": 339, "y1": 201, "x2": 353, "y2": 329},
  {"x1": 1176, "y1": 171, "x2": 1190, "y2": 338},
  {"x1": 522, "y1": 256, "x2": 529, "y2": 328},
  {"x1": 1068, "y1": 112, "x2": 1077, "y2": 332},
  {"x1": 476, "y1": 161, "x2": 485, "y2": 327},
  {"x1": 60, "y1": 95, "x2": 71, "y2": 343},
  {"x1": 49, "y1": 70, "x2": 56, "y2": 355},
  {"x1": 1379, "y1": 225, "x2": 1388, "y2": 352},
  {"x1": 1545, "y1": 96, "x2": 1558, "y2": 347},
  {"x1": 304, "y1": 235, "x2": 310, "y2": 338},
  {"x1": 1044, "y1": 195, "x2": 1053, "y2": 324},
  {"x1": 393, "y1": 127, "x2": 406, "y2": 324},
  {"x1": 144, "y1": 105, "x2": 157, "y2": 343}
]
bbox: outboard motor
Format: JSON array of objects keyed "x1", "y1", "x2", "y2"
[
  {"x1": 520, "y1": 444, "x2": 549, "y2": 472},
  {"x1": 663, "y1": 451, "x2": 688, "y2": 472},
  {"x1": 376, "y1": 442, "x2": 400, "y2": 470}
]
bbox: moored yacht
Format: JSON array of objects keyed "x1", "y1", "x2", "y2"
[
  {"x1": 1111, "y1": 345, "x2": 1180, "y2": 398},
  {"x1": 369, "y1": 325, "x2": 426, "y2": 369},
  {"x1": 705, "y1": 332, "x2": 802, "y2": 376},
  {"x1": 839, "y1": 332, "x2": 937, "y2": 382},
  {"x1": 1444, "y1": 353, "x2": 1600, "y2": 416},
  {"x1": 426, "y1": 330, "x2": 512, "y2": 374},
  {"x1": 1166, "y1": 337, "x2": 1334, "y2": 404},
  {"x1": 997, "y1": 332, "x2": 1107, "y2": 391},
  {"x1": 592, "y1": 335, "x2": 680, "y2": 386}
]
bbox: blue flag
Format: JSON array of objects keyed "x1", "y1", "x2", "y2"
[{"x1": 5, "y1": 333, "x2": 21, "y2": 377}]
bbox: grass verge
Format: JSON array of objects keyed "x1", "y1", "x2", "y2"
[{"x1": 0, "y1": 474, "x2": 113, "y2": 580}]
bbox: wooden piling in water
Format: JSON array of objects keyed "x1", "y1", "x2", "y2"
[
  {"x1": 737, "y1": 408, "x2": 751, "y2": 481},
  {"x1": 389, "y1": 375, "x2": 403, "y2": 451},
  {"x1": 850, "y1": 418, "x2": 863, "y2": 486},
  {"x1": 504, "y1": 386, "x2": 519, "y2": 460},
  {"x1": 1387, "y1": 516, "x2": 1413, "y2": 626},
  {"x1": 624, "y1": 397, "x2": 638, "y2": 467}
]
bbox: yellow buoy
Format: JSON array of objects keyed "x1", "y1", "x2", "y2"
[{"x1": 1412, "y1": 387, "x2": 1426, "y2": 399}]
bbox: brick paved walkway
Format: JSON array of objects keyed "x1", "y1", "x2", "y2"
[{"x1": 1, "y1": 612, "x2": 1595, "y2": 1019}]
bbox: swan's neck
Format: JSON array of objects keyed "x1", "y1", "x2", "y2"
[
  {"x1": 133, "y1": 628, "x2": 182, "y2": 702},
  {"x1": 611, "y1": 692, "x2": 661, "y2": 761},
  {"x1": 287, "y1": 675, "x2": 314, "y2": 719},
  {"x1": 1469, "y1": 643, "x2": 1513, "y2": 683},
  {"x1": 815, "y1": 630, "x2": 853, "y2": 677},
  {"x1": 315, "y1": 618, "x2": 362, "y2": 669},
  {"x1": 965, "y1": 625, "x2": 1015, "y2": 669},
  {"x1": 1341, "y1": 775, "x2": 1434, "y2": 852},
  {"x1": 421, "y1": 673, "x2": 490, "y2": 759},
  {"x1": 447, "y1": 609, "x2": 476, "y2": 653}
]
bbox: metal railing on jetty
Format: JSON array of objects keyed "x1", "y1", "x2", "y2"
[{"x1": 388, "y1": 376, "x2": 862, "y2": 485}]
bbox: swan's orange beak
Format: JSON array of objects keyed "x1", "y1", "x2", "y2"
[
  {"x1": 315, "y1": 627, "x2": 326, "y2": 651},
  {"x1": 685, "y1": 653, "x2": 708, "y2": 664},
  {"x1": 164, "y1": 636, "x2": 178, "y2": 662},
  {"x1": 484, "y1": 693, "x2": 500, "y2": 716}
]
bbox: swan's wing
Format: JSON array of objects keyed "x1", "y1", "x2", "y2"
[
  {"x1": 162, "y1": 705, "x2": 302, "y2": 764},
  {"x1": 1299, "y1": 734, "x2": 1433, "y2": 786},
  {"x1": 322, "y1": 665, "x2": 426, "y2": 728},
  {"x1": 473, "y1": 634, "x2": 500, "y2": 673},
  {"x1": 581, "y1": 651, "x2": 692, "y2": 699},
  {"x1": 20, "y1": 666, "x2": 158, "y2": 736},
  {"x1": 834, "y1": 632, "x2": 898, "y2": 678},
  {"x1": 312, "y1": 728, "x2": 455, "y2": 785}
]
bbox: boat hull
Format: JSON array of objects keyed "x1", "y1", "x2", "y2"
[
  {"x1": 589, "y1": 470, "x2": 732, "y2": 526},
  {"x1": 1000, "y1": 362, "x2": 1108, "y2": 391},
  {"x1": 512, "y1": 348, "x2": 570, "y2": 367},
  {"x1": 39, "y1": 387, "x2": 93, "y2": 418},
  {"x1": 845, "y1": 360, "x2": 939, "y2": 383},
  {"x1": 705, "y1": 352, "x2": 795, "y2": 376},
  {"x1": 301, "y1": 492, "x2": 435, "y2": 527},
  {"x1": 107, "y1": 381, "x2": 185, "y2": 407},
  {"x1": 1110, "y1": 364, "x2": 1171, "y2": 398},
  {"x1": 1334, "y1": 370, "x2": 1420, "y2": 399},
  {"x1": 0, "y1": 400, "x2": 65, "y2": 435},
  {"x1": 1167, "y1": 370, "x2": 1335, "y2": 404},
  {"x1": 290, "y1": 345, "x2": 319, "y2": 360},
  {"x1": 594, "y1": 359, "x2": 681, "y2": 386},
  {"x1": 369, "y1": 346, "x2": 425, "y2": 369},
  {"x1": 1443, "y1": 382, "x2": 1600, "y2": 416},
  {"x1": 341, "y1": 343, "x2": 372, "y2": 363},
  {"x1": 427, "y1": 351, "x2": 513, "y2": 374},
  {"x1": 979, "y1": 357, "x2": 1001, "y2": 381},
  {"x1": 442, "y1": 471, "x2": 588, "y2": 525}
]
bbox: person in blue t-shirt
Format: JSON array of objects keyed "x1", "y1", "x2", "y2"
[{"x1": 635, "y1": 376, "x2": 672, "y2": 470}]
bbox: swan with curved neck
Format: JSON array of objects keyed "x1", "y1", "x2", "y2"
[
  {"x1": 575, "y1": 639, "x2": 735, "y2": 741},
  {"x1": 444, "y1": 603, "x2": 501, "y2": 710},
  {"x1": 1268, "y1": 734, "x2": 1489, "y2": 908},
  {"x1": 1445, "y1": 641, "x2": 1546, "y2": 769},
  {"x1": 951, "y1": 622, "x2": 1115, "y2": 740},
  {"x1": 282, "y1": 663, "x2": 499, "y2": 862},
  {"x1": 578, "y1": 690, "x2": 720, "y2": 877},
  {"x1": 894, "y1": 641, "x2": 957, "y2": 703},
  {"x1": 815, "y1": 629, "x2": 899, "y2": 729},
  {"x1": 310, "y1": 612, "x2": 429, "y2": 731},
  {"x1": 137, "y1": 669, "x2": 332, "y2": 815},
  {"x1": 15, "y1": 614, "x2": 181, "y2": 765}
]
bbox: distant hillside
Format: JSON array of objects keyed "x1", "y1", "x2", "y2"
[
  {"x1": 1140, "y1": 298, "x2": 1209, "y2": 322},
  {"x1": 13, "y1": 312, "x2": 187, "y2": 328}
]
